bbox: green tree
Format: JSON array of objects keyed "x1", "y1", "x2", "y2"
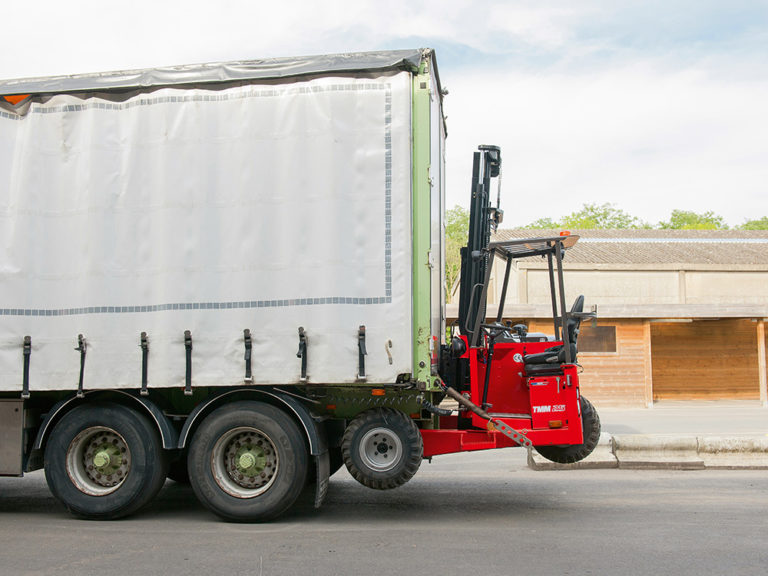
[
  {"x1": 445, "y1": 205, "x2": 469, "y2": 300},
  {"x1": 525, "y1": 202, "x2": 645, "y2": 229},
  {"x1": 525, "y1": 216, "x2": 560, "y2": 229},
  {"x1": 658, "y1": 209, "x2": 728, "y2": 230},
  {"x1": 562, "y1": 202, "x2": 645, "y2": 229},
  {"x1": 738, "y1": 216, "x2": 768, "y2": 230}
]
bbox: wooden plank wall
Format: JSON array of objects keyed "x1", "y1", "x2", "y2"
[
  {"x1": 527, "y1": 319, "x2": 649, "y2": 407},
  {"x1": 651, "y1": 319, "x2": 760, "y2": 400}
]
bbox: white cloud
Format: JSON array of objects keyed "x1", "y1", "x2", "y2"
[
  {"x1": 1, "y1": 0, "x2": 766, "y2": 226},
  {"x1": 0, "y1": 1, "x2": 590, "y2": 78},
  {"x1": 445, "y1": 61, "x2": 768, "y2": 227}
]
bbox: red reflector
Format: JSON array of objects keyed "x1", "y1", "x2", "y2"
[
  {"x1": 559, "y1": 231, "x2": 570, "y2": 236},
  {"x1": 4, "y1": 94, "x2": 29, "y2": 105}
]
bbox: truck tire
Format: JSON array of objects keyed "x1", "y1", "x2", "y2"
[
  {"x1": 187, "y1": 401, "x2": 308, "y2": 522},
  {"x1": 342, "y1": 408, "x2": 422, "y2": 490},
  {"x1": 534, "y1": 396, "x2": 601, "y2": 464},
  {"x1": 44, "y1": 402, "x2": 168, "y2": 520}
]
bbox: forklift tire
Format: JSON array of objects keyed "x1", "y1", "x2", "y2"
[
  {"x1": 534, "y1": 396, "x2": 601, "y2": 464},
  {"x1": 342, "y1": 408, "x2": 422, "y2": 490},
  {"x1": 187, "y1": 401, "x2": 308, "y2": 522},
  {"x1": 44, "y1": 402, "x2": 168, "y2": 520}
]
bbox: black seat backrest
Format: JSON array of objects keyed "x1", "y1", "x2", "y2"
[
  {"x1": 523, "y1": 295, "x2": 586, "y2": 371},
  {"x1": 564, "y1": 294, "x2": 585, "y2": 349}
]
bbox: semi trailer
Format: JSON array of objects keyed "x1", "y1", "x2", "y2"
[{"x1": 0, "y1": 49, "x2": 600, "y2": 521}]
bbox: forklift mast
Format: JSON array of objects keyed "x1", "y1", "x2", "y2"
[{"x1": 457, "y1": 145, "x2": 503, "y2": 338}]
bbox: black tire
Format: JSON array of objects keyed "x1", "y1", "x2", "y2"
[
  {"x1": 187, "y1": 401, "x2": 308, "y2": 522},
  {"x1": 342, "y1": 408, "x2": 422, "y2": 490},
  {"x1": 44, "y1": 402, "x2": 168, "y2": 520},
  {"x1": 534, "y1": 396, "x2": 601, "y2": 464}
]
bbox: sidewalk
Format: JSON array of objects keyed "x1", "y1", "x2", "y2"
[
  {"x1": 529, "y1": 400, "x2": 768, "y2": 470},
  {"x1": 599, "y1": 400, "x2": 768, "y2": 437}
]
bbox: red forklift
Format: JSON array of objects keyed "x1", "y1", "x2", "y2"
[{"x1": 424, "y1": 145, "x2": 601, "y2": 463}]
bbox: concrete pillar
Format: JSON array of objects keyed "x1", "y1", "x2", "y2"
[
  {"x1": 758, "y1": 320, "x2": 767, "y2": 407},
  {"x1": 643, "y1": 319, "x2": 654, "y2": 408},
  {"x1": 518, "y1": 268, "x2": 528, "y2": 304},
  {"x1": 678, "y1": 270, "x2": 687, "y2": 304}
]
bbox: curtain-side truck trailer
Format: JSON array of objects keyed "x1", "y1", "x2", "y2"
[{"x1": 0, "y1": 49, "x2": 600, "y2": 521}]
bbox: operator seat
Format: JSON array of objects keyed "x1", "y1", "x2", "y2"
[{"x1": 523, "y1": 295, "x2": 584, "y2": 376}]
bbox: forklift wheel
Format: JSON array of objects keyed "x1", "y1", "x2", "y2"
[
  {"x1": 342, "y1": 408, "x2": 423, "y2": 490},
  {"x1": 534, "y1": 396, "x2": 601, "y2": 464}
]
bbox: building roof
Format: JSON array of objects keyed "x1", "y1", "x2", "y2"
[{"x1": 493, "y1": 229, "x2": 768, "y2": 269}]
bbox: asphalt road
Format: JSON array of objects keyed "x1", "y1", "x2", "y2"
[{"x1": 1, "y1": 450, "x2": 766, "y2": 576}]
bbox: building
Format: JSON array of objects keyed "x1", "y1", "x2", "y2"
[{"x1": 447, "y1": 229, "x2": 768, "y2": 407}]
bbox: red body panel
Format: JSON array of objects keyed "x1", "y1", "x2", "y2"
[{"x1": 424, "y1": 336, "x2": 584, "y2": 458}]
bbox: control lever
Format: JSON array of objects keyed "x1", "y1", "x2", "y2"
[{"x1": 512, "y1": 324, "x2": 528, "y2": 339}]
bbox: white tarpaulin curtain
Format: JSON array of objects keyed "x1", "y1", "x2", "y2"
[{"x1": 0, "y1": 71, "x2": 413, "y2": 392}]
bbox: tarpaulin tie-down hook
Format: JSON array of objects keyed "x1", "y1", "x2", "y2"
[
  {"x1": 140, "y1": 332, "x2": 149, "y2": 396},
  {"x1": 184, "y1": 330, "x2": 193, "y2": 396},
  {"x1": 75, "y1": 334, "x2": 87, "y2": 399}
]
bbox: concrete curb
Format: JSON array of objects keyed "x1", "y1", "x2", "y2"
[
  {"x1": 528, "y1": 434, "x2": 768, "y2": 471},
  {"x1": 613, "y1": 435, "x2": 704, "y2": 469},
  {"x1": 528, "y1": 432, "x2": 617, "y2": 470},
  {"x1": 698, "y1": 436, "x2": 768, "y2": 469}
]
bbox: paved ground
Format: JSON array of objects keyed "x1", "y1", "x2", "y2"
[
  {"x1": 598, "y1": 400, "x2": 768, "y2": 436},
  {"x1": 1, "y1": 400, "x2": 765, "y2": 574},
  {"x1": 1, "y1": 451, "x2": 767, "y2": 576}
]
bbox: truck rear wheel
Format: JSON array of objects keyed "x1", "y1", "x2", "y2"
[
  {"x1": 187, "y1": 401, "x2": 308, "y2": 522},
  {"x1": 342, "y1": 408, "x2": 422, "y2": 490},
  {"x1": 534, "y1": 396, "x2": 601, "y2": 464},
  {"x1": 44, "y1": 402, "x2": 168, "y2": 520}
]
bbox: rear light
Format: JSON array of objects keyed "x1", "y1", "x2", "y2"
[{"x1": 3, "y1": 94, "x2": 30, "y2": 105}]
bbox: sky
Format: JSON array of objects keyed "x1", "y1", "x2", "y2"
[{"x1": 1, "y1": 0, "x2": 766, "y2": 227}]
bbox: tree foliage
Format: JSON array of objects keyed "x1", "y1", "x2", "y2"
[
  {"x1": 525, "y1": 202, "x2": 645, "y2": 229},
  {"x1": 738, "y1": 216, "x2": 768, "y2": 230},
  {"x1": 657, "y1": 209, "x2": 728, "y2": 230},
  {"x1": 445, "y1": 205, "x2": 469, "y2": 300}
]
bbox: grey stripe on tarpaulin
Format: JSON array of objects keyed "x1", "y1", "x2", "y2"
[
  {"x1": 0, "y1": 296, "x2": 394, "y2": 317},
  {"x1": 0, "y1": 81, "x2": 395, "y2": 313}
]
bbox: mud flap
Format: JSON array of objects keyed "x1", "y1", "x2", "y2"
[{"x1": 313, "y1": 450, "x2": 330, "y2": 508}]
